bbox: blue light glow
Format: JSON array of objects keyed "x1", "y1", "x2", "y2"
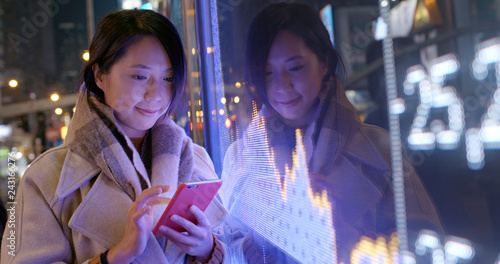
[{"x1": 140, "y1": 3, "x2": 153, "y2": 10}]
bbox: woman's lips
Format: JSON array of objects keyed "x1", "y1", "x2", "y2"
[
  {"x1": 136, "y1": 107, "x2": 160, "y2": 117},
  {"x1": 277, "y1": 97, "x2": 300, "y2": 108}
]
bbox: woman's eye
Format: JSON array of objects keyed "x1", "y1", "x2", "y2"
[
  {"x1": 290, "y1": 65, "x2": 304, "y2": 71},
  {"x1": 132, "y1": 75, "x2": 147, "y2": 80},
  {"x1": 164, "y1": 76, "x2": 174, "y2": 82},
  {"x1": 265, "y1": 71, "x2": 273, "y2": 76}
]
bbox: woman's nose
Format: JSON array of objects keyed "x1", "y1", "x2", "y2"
[
  {"x1": 144, "y1": 79, "x2": 162, "y2": 101},
  {"x1": 274, "y1": 71, "x2": 292, "y2": 92}
]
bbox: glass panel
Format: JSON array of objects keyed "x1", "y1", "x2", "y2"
[
  {"x1": 200, "y1": 0, "x2": 500, "y2": 263},
  {"x1": 177, "y1": 0, "x2": 205, "y2": 145},
  {"x1": 385, "y1": 0, "x2": 500, "y2": 262}
]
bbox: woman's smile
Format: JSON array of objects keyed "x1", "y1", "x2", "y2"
[
  {"x1": 276, "y1": 97, "x2": 301, "y2": 108},
  {"x1": 135, "y1": 107, "x2": 161, "y2": 117}
]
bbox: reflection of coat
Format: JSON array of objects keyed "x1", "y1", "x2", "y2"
[
  {"x1": 221, "y1": 80, "x2": 443, "y2": 263},
  {"x1": 1, "y1": 94, "x2": 227, "y2": 264}
]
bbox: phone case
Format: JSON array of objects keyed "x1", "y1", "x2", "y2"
[{"x1": 153, "y1": 179, "x2": 222, "y2": 235}]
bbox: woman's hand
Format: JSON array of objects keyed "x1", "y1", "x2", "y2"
[
  {"x1": 107, "y1": 185, "x2": 171, "y2": 264},
  {"x1": 309, "y1": 173, "x2": 332, "y2": 192},
  {"x1": 159, "y1": 205, "x2": 214, "y2": 263}
]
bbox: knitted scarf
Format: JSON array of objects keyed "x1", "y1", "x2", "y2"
[{"x1": 64, "y1": 92, "x2": 193, "y2": 223}]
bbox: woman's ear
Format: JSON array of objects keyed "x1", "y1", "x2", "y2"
[{"x1": 92, "y1": 64, "x2": 105, "y2": 89}]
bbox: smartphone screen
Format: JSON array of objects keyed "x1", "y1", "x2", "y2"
[{"x1": 153, "y1": 179, "x2": 222, "y2": 235}]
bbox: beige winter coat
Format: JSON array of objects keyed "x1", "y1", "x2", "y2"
[{"x1": 1, "y1": 94, "x2": 228, "y2": 264}]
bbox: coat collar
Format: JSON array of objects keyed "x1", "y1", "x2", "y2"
[
  {"x1": 67, "y1": 171, "x2": 182, "y2": 263},
  {"x1": 55, "y1": 149, "x2": 226, "y2": 263},
  {"x1": 56, "y1": 148, "x2": 100, "y2": 198},
  {"x1": 342, "y1": 125, "x2": 391, "y2": 172}
]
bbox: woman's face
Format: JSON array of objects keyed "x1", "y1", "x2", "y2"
[
  {"x1": 94, "y1": 35, "x2": 174, "y2": 138},
  {"x1": 265, "y1": 30, "x2": 327, "y2": 125}
]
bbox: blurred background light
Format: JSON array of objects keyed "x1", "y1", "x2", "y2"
[
  {"x1": 436, "y1": 130, "x2": 460, "y2": 149},
  {"x1": 444, "y1": 237, "x2": 474, "y2": 260},
  {"x1": 408, "y1": 132, "x2": 435, "y2": 150},
  {"x1": 477, "y1": 43, "x2": 500, "y2": 65},
  {"x1": 50, "y1": 93, "x2": 60, "y2": 102},
  {"x1": 417, "y1": 232, "x2": 439, "y2": 249},
  {"x1": 430, "y1": 55, "x2": 459, "y2": 78},
  {"x1": 406, "y1": 67, "x2": 426, "y2": 84},
  {"x1": 466, "y1": 128, "x2": 485, "y2": 170},
  {"x1": 82, "y1": 50, "x2": 89, "y2": 61},
  {"x1": 8, "y1": 79, "x2": 18, "y2": 88},
  {"x1": 140, "y1": 3, "x2": 153, "y2": 10}
]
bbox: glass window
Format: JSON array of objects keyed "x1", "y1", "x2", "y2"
[{"x1": 198, "y1": 0, "x2": 500, "y2": 263}]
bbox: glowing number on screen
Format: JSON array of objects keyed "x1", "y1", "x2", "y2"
[
  {"x1": 404, "y1": 54, "x2": 464, "y2": 151},
  {"x1": 465, "y1": 37, "x2": 500, "y2": 170},
  {"x1": 402, "y1": 37, "x2": 500, "y2": 170}
]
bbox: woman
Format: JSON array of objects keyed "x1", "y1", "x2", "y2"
[
  {"x1": 1, "y1": 10, "x2": 227, "y2": 264},
  {"x1": 221, "y1": 3, "x2": 443, "y2": 263}
]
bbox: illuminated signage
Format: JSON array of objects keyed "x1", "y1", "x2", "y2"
[{"x1": 403, "y1": 38, "x2": 500, "y2": 170}]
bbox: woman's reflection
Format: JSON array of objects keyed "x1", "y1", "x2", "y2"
[{"x1": 221, "y1": 2, "x2": 443, "y2": 263}]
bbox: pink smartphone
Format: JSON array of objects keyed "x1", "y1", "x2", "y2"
[{"x1": 153, "y1": 179, "x2": 222, "y2": 235}]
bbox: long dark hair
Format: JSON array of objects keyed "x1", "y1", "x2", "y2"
[
  {"x1": 78, "y1": 9, "x2": 187, "y2": 114},
  {"x1": 243, "y1": 2, "x2": 345, "y2": 108}
]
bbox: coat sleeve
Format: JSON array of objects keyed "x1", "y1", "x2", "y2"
[
  {"x1": 1, "y1": 152, "x2": 73, "y2": 264},
  {"x1": 192, "y1": 144, "x2": 233, "y2": 264}
]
